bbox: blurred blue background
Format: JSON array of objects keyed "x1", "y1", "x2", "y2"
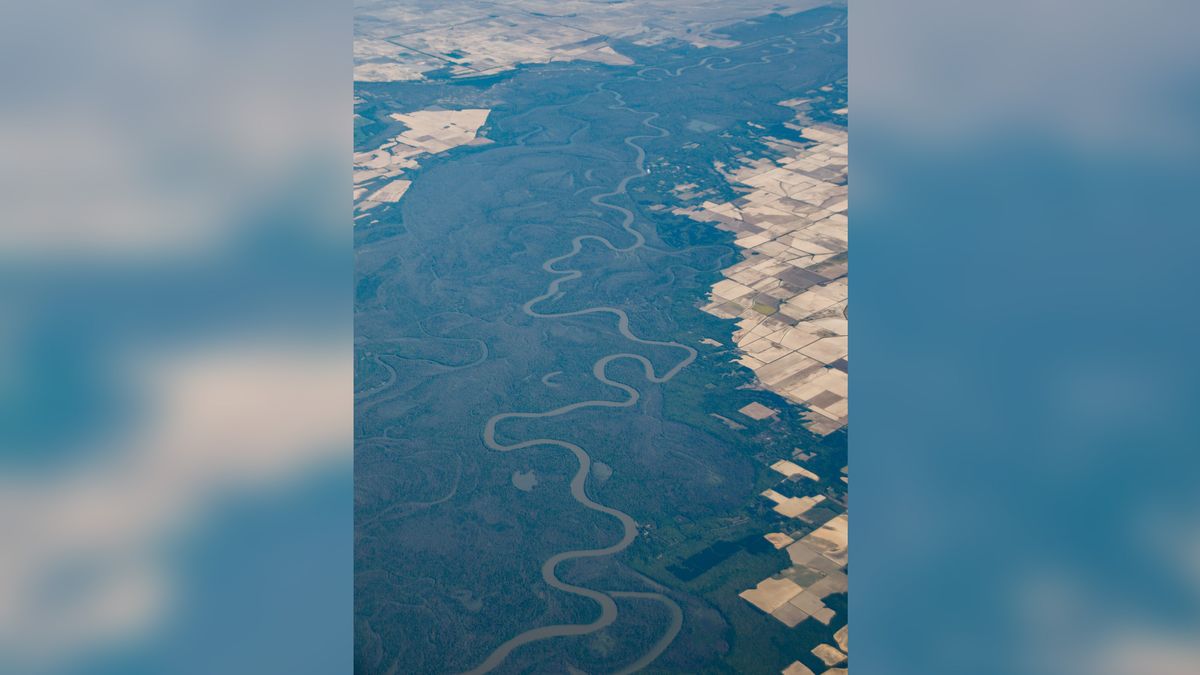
[
  {"x1": 0, "y1": 1, "x2": 350, "y2": 673},
  {"x1": 854, "y1": 0, "x2": 1200, "y2": 673}
]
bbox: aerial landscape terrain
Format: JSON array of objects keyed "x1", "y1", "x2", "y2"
[{"x1": 354, "y1": 2, "x2": 847, "y2": 672}]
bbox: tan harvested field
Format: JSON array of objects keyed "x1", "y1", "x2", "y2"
[
  {"x1": 772, "y1": 601, "x2": 812, "y2": 628},
  {"x1": 804, "y1": 514, "x2": 848, "y2": 567},
  {"x1": 389, "y1": 109, "x2": 492, "y2": 151},
  {"x1": 782, "y1": 661, "x2": 816, "y2": 675},
  {"x1": 764, "y1": 532, "x2": 796, "y2": 549},
  {"x1": 741, "y1": 510, "x2": 849, "y2": 629},
  {"x1": 739, "y1": 577, "x2": 804, "y2": 614},
  {"x1": 364, "y1": 179, "x2": 411, "y2": 204},
  {"x1": 688, "y1": 111, "x2": 848, "y2": 435},
  {"x1": 770, "y1": 459, "x2": 820, "y2": 482},
  {"x1": 761, "y1": 489, "x2": 825, "y2": 518},
  {"x1": 355, "y1": 108, "x2": 491, "y2": 212},
  {"x1": 739, "y1": 401, "x2": 779, "y2": 420},
  {"x1": 812, "y1": 643, "x2": 847, "y2": 666}
]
